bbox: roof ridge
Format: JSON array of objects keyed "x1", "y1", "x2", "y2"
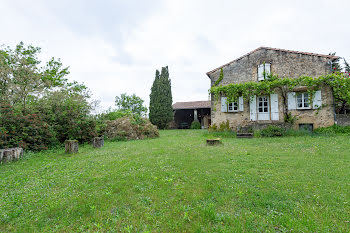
[{"x1": 206, "y1": 47, "x2": 339, "y2": 76}]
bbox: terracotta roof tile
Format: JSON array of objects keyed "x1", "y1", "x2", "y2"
[
  {"x1": 172, "y1": 101, "x2": 211, "y2": 110},
  {"x1": 206, "y1": 46, "x2": 339, "y2": 76}
]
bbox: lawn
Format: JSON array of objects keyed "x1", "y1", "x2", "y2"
[{"x1": 0, "y1": 130, "x2": 349, "y2": 232}]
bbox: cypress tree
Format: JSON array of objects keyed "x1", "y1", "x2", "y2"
[{"x1": 149, "y1": 66, "x2": 173, "y2": 129}]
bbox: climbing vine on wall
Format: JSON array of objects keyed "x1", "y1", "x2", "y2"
[
  {"x1": 210, "y1": 72, "x2": 350, "y2": 118},
  {"x1": 211, "y1": 72, "x2": 350, "y2": 104}
]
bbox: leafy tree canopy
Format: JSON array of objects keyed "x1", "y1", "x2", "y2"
[{"x1": 115, "y1": 93, "x2": 147, "y2": 117}]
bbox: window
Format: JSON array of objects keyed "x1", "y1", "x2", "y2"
[
  {"x1": 258, "y1": 63, "x2": 271, "y2": 81},
  {"x1": 258, "y1": 96, "x2": 269, "y2": 113},
  {"x1": 296, "y1": 92, "x2": 311, "y2": 109},
  {"x1": 228, "y1": 102, "x2": 238, "y2": 112}
]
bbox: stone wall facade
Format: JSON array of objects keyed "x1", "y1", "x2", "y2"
[
  {"x1": 208, "y1": 48, "x2": 336, "y2": 130},
  {"x1": 336, "y1": 114, "x2": 350, "y2": 126}
]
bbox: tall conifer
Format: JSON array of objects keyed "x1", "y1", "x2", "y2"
[{"x1": 149, "y1": 66, "x2": 173, "y2": 129}]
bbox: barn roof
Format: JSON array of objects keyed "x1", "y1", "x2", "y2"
[
  {"x1": 206, "y1": 46, "x2": 340, "y2": 77},
  {"x1": 172, "y1": 101, "x2": 211, "y2": 110}
]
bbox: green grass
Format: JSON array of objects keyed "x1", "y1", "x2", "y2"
[{"x1": 1, "y1": 130, "x2": 349, "y2": 232}]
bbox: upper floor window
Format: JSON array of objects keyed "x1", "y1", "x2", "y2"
[
  {"x1": 258, "y1": 63, "x2": 271, "y2": 81},
  {"x1": 296, "y1": 92, "x2": 311, "y2": 109}
]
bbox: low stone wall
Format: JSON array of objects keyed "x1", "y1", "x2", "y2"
[
  {"x1": 336, "y1": 114, "x2": 350, "y2": 126},
  {"x1": 0, "y1": 148, "x2": 24, "y2": 163}
]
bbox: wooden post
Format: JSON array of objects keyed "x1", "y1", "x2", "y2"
[
  {"x1": 65, "y1": 140, "x2": 79, "y2": 154},
  {"x1": 206, "y1": 138, "x2": 221, "y2": 146},
  {"x1": 3, "y1": 149, "x2": 14, "y2": 162},
  {"x1": 93, "y1": 137, "x2": 104, "y2": 148}
]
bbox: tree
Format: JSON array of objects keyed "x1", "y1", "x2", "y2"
[
  {"x1": 149, "y1": 66, "x2": 173, "y2": 129},
  {"x1": 329, "y1": 52, "x2": 342, "y2": 72},
  {"x1": 0, "y1": 42, "x2": 69, "y2": 114},
  {"x1": 115, "y1": 93, "x2": 147, "y2": 116},
  {"x1": 344, "y1": 58, "x2": 350, "y2": 73}
]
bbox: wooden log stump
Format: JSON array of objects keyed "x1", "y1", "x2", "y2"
[
  {"x1": 93, "y1": 137, "x2": 104, "y2": 148},
  {"x1": 3, "y1": 149, "x2": 14, "y2": 162},
  {"x1": 0, "y1": 149, "x2": 4, "y2": 163},
  {"x1": 206, "y1": 138, "x2": 221, "y2": 146},
  {"x1": 65, "y1": 140, "x2": 79, "y2": 154},
  {"x1": 1, "y1": 148, "x2": 24, "y2": 163}
]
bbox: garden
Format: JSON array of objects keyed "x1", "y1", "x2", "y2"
[{"x1": 1, "y1": 130, "x2": 349, "y2": 232}]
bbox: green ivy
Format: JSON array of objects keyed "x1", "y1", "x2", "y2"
[
  {"x1": 213, "y1": 68, "x2": 224, "y2": 86},
  {"x1": 210, "y1": 73, "x2": 350, "y2": 107}
]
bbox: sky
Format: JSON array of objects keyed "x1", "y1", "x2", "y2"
[{"x1": 1, "y1": 0, "x2": 349, "y2": 112}]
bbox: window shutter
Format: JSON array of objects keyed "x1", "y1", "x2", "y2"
[
  {"x1": 264, "y1": 63, "x2": 271, "y2": 78},
  {"x1": 249, "y1": 95, "x2": 257, "y2": 121},
  {"x1": 258, "y1": 64, "x2": 264, "y2": 81},
  {"x1": 239, "y1": 96, "x2": 244, "y2": 111},
  {"x1": 287, "y1": 92, "x2": 296, "y2": 110},
  {"x1": 221, "y1": 97, "x2": 227, "y2": 112},
  {"x1": 270, "y1": 93, "x2": 279, "y2": 121},
  {"x1": 312, "y1": 90, "x2": 322, "y2": 108}
]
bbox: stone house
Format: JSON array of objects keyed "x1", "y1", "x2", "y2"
[{"x1": 206, "y1": 47, "x2": 339, "y2": 130}]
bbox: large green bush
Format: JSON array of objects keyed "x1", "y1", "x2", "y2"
[
  {"x1": 190, "y1": 120, "x2": 201, "y2": 129},
  {"x1": 259, "y1": 125, "x2": 286, "y2": 137}
]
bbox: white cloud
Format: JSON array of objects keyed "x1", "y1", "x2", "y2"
[{"x1": 1, "y1": 0, "x2": 349, "y2": 112}]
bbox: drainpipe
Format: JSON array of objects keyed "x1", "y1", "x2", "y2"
[{"x1": 329, "y1": 59, "x2": 337, "y2": 124}]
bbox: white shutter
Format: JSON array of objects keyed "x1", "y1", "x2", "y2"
[
  {"x1": 313, "y1": 90, "x2": 322, "y2": 108},
  {"x1": 264, "y1": 63, "x2": 271, "y2": 78},
  {"x1": 287, "y1": 92, "x2": 296, "y2": 110},
  {"x1": 239, "y1": 96, "x2": 244, "y2": 111},
  {"x1": 270, "y1": 94, "x2": 279, "y2": 121},
  {"x1": 221, "y1": 97, "x2": 227, "y2": 112},
  {"x1": 258, "y1": 64, "x2": 264, "y2": 81},
  {"x1": 249, "y1": 95, "x2": 257, "y2": 121}
]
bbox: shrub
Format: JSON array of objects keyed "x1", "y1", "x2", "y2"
[
  {"x1": 105, "y1": 116, "x2": 159, "y2": 141},
  {"x1": 0, "y1": 104, "x2": 58, "y2": 150},
  {"x1": 259, "y1": 125, "x2": 286, "y2": 137},
  {"x1": 208, "y1": 120, "x2": 231, "y2": 132},
  {"x1": 190, "y1": 120, "x2": 201, "y2": 129},
  {"x1": 314, "y1": 125, "x2": 350, "y2": 135}
]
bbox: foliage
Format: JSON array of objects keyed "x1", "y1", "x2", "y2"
[
  {"x1": 104, "y1": 116, "x2": 159, "y2": 140},
  {"x1": 213, "y1": 68, "x2": 224, "y2": 86},
  {"x1": 283, "y1": 112, "x2": 298, "y2": 124},
  {"x1": 258, "y1": 125, "x2": 286, "y2": 137},
  {"x1": 210, "y1": 73, "x2": 350, "y2": 114},
  {"x1": 0, "y1": 42, "x2": 69, "y2": 114},
  {"x1": 190, "y1": 120, "x2": 201, "y2": 129},
  {"x1": 0, "y1": 103, "x2": 58, "y2": 150},
  {"x1": 208, "y1": 120, "x2": 231, "y2": 132},
  {"x1": 115, "y1": 93, "x2": 147, "y2": 117},
  {"x1": 0, "y1": 42, "x2": 96, "y2": 150},
  {"x1": 149, "y1": 66, "x2": 173, "y2": 129},
  {"x1": 314, "y1": 124, "x2": 350, "y2": 135},
  {"x1": 0, "y1": 130, "x2": 349, "y2": 232}
]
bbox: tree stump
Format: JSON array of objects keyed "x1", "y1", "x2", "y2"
[
  {"x1": 0, "y1": 148, "x2": 24, "y2": 163},
  {"x1": 206, "y1": 138, "x2": 221, "y2": 146},
  {"x1": 93, "y1": 137, "x2": 104, "y2": 148},
  {"x1": 65, "y1": 140, "x2": 79, "y2": 154}
]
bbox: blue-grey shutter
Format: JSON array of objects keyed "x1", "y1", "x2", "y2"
[
  {"x1": 249, "y1": 95, "x2": 257, "y2": 121},
  {"x1": 264, "y1": 63, "x2": 271, "y2": 78},
  {"x1": 313, "y1": 90, "x2": 322, "y2": 108},
  {"x1": 239, "y1": 96, "x2": 244, "y2": 111},
  {"x1": 270, "y1": 94, "x2": 279, "y2": 120},
  {"x1": 221, "y1": 97, "x2": 227, "y2": 112},
  {"x1": 287, "y1": 92, "x2": 296, "y2": 110},
  {"x1": 258, "y1": 65, "x2": 264, "y2": 81}
]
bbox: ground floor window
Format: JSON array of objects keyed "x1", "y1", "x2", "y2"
[
  {"x1": 228, "y1": 102, "x2": 238, "y2": 112},
  {"x1": 297, "y1": 92, "x2": 311, "y2": 109},
  {"x1": 258, "y1": 96, "x2": 269, "y2": 113}
]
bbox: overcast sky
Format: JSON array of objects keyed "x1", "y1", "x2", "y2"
[{"x1": 1, "y1": 0, "x2": 349, "y2": 111}]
